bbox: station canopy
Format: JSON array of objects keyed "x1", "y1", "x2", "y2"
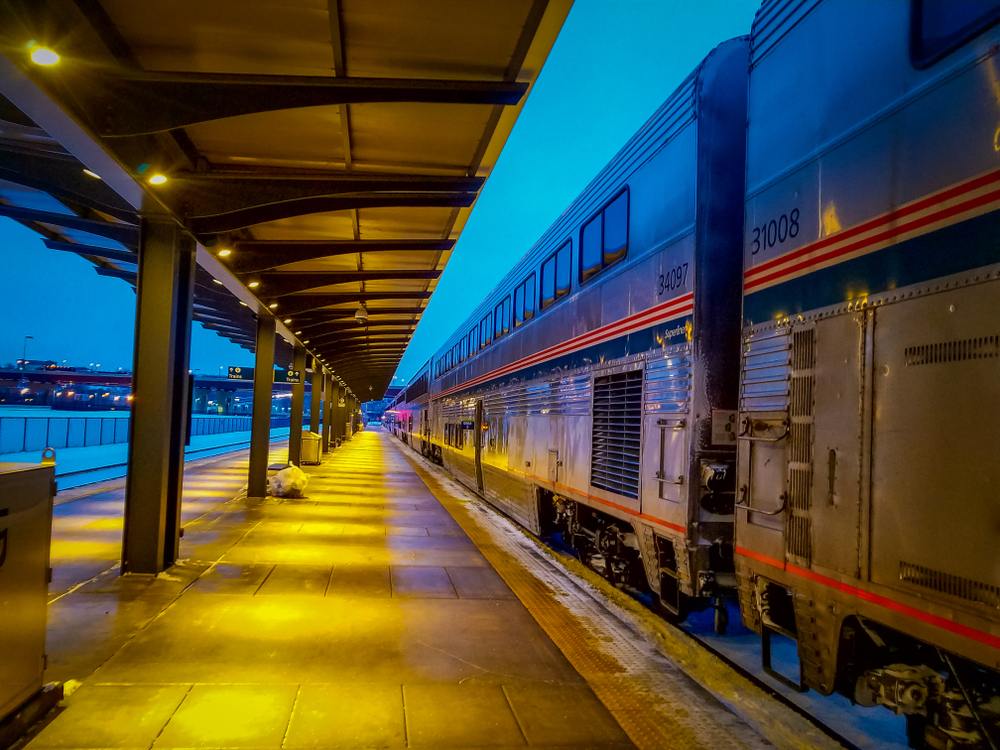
[{"x1": 0, "y1": 0, "x2": 571, "y2": 397}]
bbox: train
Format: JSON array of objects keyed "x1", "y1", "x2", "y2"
[{"x1": 386, "y1": 2, "x2": 1000, "y2": 748}]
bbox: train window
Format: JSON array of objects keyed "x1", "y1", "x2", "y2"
[
  {"x1": 493, "y1": 296, "x2": 511, "y2": 339},
  {"x1": 480, "y1": 312, "x2": 494, "y2": 348},
  {"x1": 911, "y1": 0, "x2": 1000, "y2": 68},
  {"x1": 469, "y1": 329, "x2": 478, "y2": 357},
  {"x1": 503, "y1": 296, "x2": 511, "y2": 334},
  {"x1": 540, "y1": 241, "x2": 571, "y2": 310},
  {"x1": 446, "y1": 350, "x2": 452, "y2": 370},
  {"x1": 580, "y1": 188, "x2": 630, "y2": 284},
  {"x1": 580, "y1": 214, "x2": 602, "y2": 282},
  {"x1": 460, "y1": 338, "x2": 467, "y2": 361},
  {"x1": 514, "y1": 272, "x2": 536, "y2": 326}
]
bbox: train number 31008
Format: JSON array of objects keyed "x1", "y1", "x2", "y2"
[
  {"x1": 657, "y1": 263, "x2": 689, "y2": 295},
  {"x1": 750, "y1": 208, "x2": 799, "y2": 254}
]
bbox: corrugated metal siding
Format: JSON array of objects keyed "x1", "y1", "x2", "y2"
[
  {"x1": 750, "y1": 0, "x2": 820, "y2": 70},
  {"x1": 481, "y1": 375, "x2": 591, "y2": 417},
  {"x1": 644, "y1": 346, "x2": 692, "y2": 414}
]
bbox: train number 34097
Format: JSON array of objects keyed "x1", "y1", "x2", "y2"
[
  {"x1": 657, "y1": 263, "x2": 689, "y2": 295},
  {"x1": 750, "y1": 207, "x2": 799, "y2": 254}
]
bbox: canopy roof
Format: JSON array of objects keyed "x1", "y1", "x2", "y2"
[{"x1": 0, "y1": 0, "x2": 571, "y2": 397}]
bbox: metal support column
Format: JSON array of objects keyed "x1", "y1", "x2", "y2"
[
  {"x1": 309, "y1": 357, "x2": 322, "y2": 434},
  {"x1": 322, "y1": 370, "x2": 333, "y2": 453},
  {"x1": 287, "y1": 346, "x2": 306, "y2": 465},
  {"x1": 328, "y1": 382, "x2": 341, "y2": 446},
  {"x1": 122, "y1": 217, "x2": 194, "y2": 575},
  {"x1": 248, "y1": 314, "x2": 275, "y2": 498}
]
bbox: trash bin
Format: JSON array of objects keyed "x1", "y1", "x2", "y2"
[{"x1": 301, "y1": 431, "x2": 321, "y2": 465}]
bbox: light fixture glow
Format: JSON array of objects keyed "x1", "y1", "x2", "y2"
[
  {"x1": 218, "y1": 249, "x2": 232, "y2": 257},
  {"x1": 30, "y1": 47, "x2": 59, "y2": 65},
  {"x1": 248, "y1": 281, "x2": 260, "y2": 288},
  {"x1": 269, "y1": 303, "x2": 278, "y2": 309},
  {"x1": 283, "y1": 318, "x2": 291, "y2": 324},
  {"x1": 294, "y1": 330, "x2": 302, "y2": 335},
  {"x1": 240, "y1": 301, "x2": 248, "y2": 307},
  {"x1": 83, "y1": 169, "x2": 101, "y2": 179},
  {"x1": 213, "y1": 279, "x2": 223, "y2": 285},
  {"x1": 149, "y1": 174, "x2": 167, "y2": 185}
]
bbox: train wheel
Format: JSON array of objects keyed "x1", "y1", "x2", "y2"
[{"x1": 713, "y1": 598, "x2": 729, "y2": 636}]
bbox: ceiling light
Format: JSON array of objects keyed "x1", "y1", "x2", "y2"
[
  {"x1": 283, "y1": 318, "x2": 291, "y2": 323},
  {"x1": 269, "y1": 303, "x2": 278, "y2": 309},
  {"x1": 294, "y1": 330, "x2": 302, "y2": 335},
  {"x1": 83, "y1": 169, "x2": 100, "y2": 179},
  {"x1": 213, "y1": 279, "x2": 223, "y2": 285},
  {"x1": 303, "y1": 340, "x2": 310, "y2": 344},
  {"x1": 30, "y1": 47, "x2": 59, "y2": 65},
  {"x1": 248, "y1": 281, "x2": 259, "y2": 289},
  {"x1": 218, "y1": 249, "x2": 232, "y2": 257},
  {"x1": 239, "y1": 301, "x2": 248, "y2": 307},
  {"x1": 149, "y1": 174, "x2": 167, "y2": 185}
]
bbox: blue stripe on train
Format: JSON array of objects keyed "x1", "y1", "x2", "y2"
[
  {"x1": 444, "y1": 316, "x2": 692, "y2": 400},
  {"x1": 743, "y1": 206, "x2": 1000, "y2": 325}
]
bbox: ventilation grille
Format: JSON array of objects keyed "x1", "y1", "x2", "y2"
[
  {"x1": 792, "y1": 329, "x2": 816, "y2": 370},
  {"x1": 900, "y1": 562, "x2": 1000, "y2": 610},
  {"x1": 740, "y1": 328, "x2": 791, "y2": 412},
  {"x1": 790, "y1": 423, "x2": 811, "y2": 463},
  {"x1": 787, "y1": 515, "x2": 811, "y2": 562},
  {"x1": 789, "y1": 469, "x2": 812, "y2": 511},
  {"x1": 591, "y1": 370, "x2": 643, "y2": 499},
  {"x1": 790, "y1": 377, "x2": 813, "y2": 416},
  {"x1": 905, "y1": 336, "x2": 1000, "y2": 366}
]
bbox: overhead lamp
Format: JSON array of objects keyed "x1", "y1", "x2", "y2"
[
  {"x1": 355, "y1": 304, "x2": 369, "y2": 325},
  {"x1": 283, "y1": 318, "x2": 291, "y2": 324},
  {"x1": 83, "y1": 169, "x2": 100, "y2": 179},
  {"x1": 148, "y1": 174, "x2": 167, "y2": 185},
  {"x1": 29, "y1": 46, "x2": 59, "y2": 65},
  {"x1": 239, "y1": 301, "x2": 248, "y2": 307},
  {"x1": 248, "y1": 281, "x2": 259, "y2": 289},
  {"x1": 294, "y1": 330, "x2": 302, "y2": 335},
  {"x1": 213, "y1": 279, "x2": 223, "y2": 285},
  {"x1": 303, "y1": 340, "x2": 310, "y2": 344},
  {"x1": 269, "y1": 303, "x2": 278, "y2": 309},
  {"x1": 218, "y1": 249, "x2": 232, "y2": 257}
]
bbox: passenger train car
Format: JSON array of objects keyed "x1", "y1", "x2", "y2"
[
  {"x1": 390, "y1": 2, "x2": 1000, "y2": 746},
  {"x1": 735, "y1": 1, "x2": 1000, "y2": 747},
  {"x1": 391, "y1": 36, "x2": 750, "y2": 631}
]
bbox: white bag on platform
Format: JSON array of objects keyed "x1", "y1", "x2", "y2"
[{"x1": 270, "y1": 464, "x2": 309, "y2": 498}]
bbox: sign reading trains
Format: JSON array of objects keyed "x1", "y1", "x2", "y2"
[
  {"x1": 227, "y1": 366, "x2": 253, "y2": 381},
  {"x1": 228, "y1": 367, "x2": 301, "y2": 383}
]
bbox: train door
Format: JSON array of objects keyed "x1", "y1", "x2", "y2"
[
  {"x1": 474, "y1": 400, "x2": 484, "y2": 491},
  {"x1": 421, "y1": 410, "x2": 430, "y2": 457}
]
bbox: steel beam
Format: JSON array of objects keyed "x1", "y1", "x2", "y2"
[
  {"x1": 56, "y1": 69, "x2": 529, "y2": 135},
  {"x1": 230, "y1": 239, "x2": 454, "y2": 273},
  {"x1": 186, "y1": 192, "x2": 475, "y2": 235},
  {"x1": 0, "y1": 204, "x2": 138, "y2": 244},
  {"x1": 255, "y1": 270, "x2": 440, "y2": 297},
  {"x1": 122, "y1": 217, "x2": 193, "y2": 575},
  {"x1": 43, "y1": 238, "x2": 137, "y2": 264},
  {"x1": 321, "y1": 370, "x2": 332, "y2": 454},
  {"x1": 288, "y1": 346, "x2": 306, "y2": 466},
  {"x1": 248, "y1": 314, "x2": 276, "y2": 498},
  {"x1": 276, "y1": 292, "x2": 431, "y2": 317},
  {"x1": 309, "y1": 359, "x2": 322, "y2": 435}
]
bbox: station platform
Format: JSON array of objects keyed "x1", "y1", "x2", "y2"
[{"x1": 23, "y1": 430, "x2": 793, "y2": 750}]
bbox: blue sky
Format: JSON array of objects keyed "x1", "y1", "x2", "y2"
[
  {"x1": 393, "y1": 0, "x2": 760, "y2": 385},
  {"x1": 0, "y1": 1, "x2": 760, "y2": 389}
]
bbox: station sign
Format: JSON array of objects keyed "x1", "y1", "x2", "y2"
[
  {"x1": 227, "y1": 366, "x2": 253, "y2": 381},
  {"x1": 275, "y1": 369, "x2": 301, "y2": 384},
  {"x1": 338, "y1": 398, "x2": 346, "y2": 407},
  {"x1": 460, "y1": 420, "x2": 475, "y2": 430}
]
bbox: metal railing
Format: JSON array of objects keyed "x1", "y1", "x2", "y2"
[{"x1": 0, "y1": 414, "x2": 292, "y2": 455}]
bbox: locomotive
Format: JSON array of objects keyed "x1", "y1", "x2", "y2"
[{"x1": 388, "y1": 2, "x2": 1000, "y2": 747}]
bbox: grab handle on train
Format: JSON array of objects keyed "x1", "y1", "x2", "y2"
[
  {"x1": 736, "y1": 418, "x2": 788, "y2": 443},
  {"x1": 734, "y1": 486, "x2": 787, "y2": 516}
]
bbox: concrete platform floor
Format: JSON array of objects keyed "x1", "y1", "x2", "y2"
[{"x1": 27, "y1": 431, "x2": 637, "y2": 749}]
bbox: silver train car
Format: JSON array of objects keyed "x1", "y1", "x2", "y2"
[
  {"x1": 735, "y1": 1, "x2": 1000, "y2": 747},
  {"x1": 390, "y1": 37, "x2": 750, "y2": 631}
]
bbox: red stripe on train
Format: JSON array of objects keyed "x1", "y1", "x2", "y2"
[{"x1": 735, "y1": 546, "x2": 1000, "y2": 650}]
